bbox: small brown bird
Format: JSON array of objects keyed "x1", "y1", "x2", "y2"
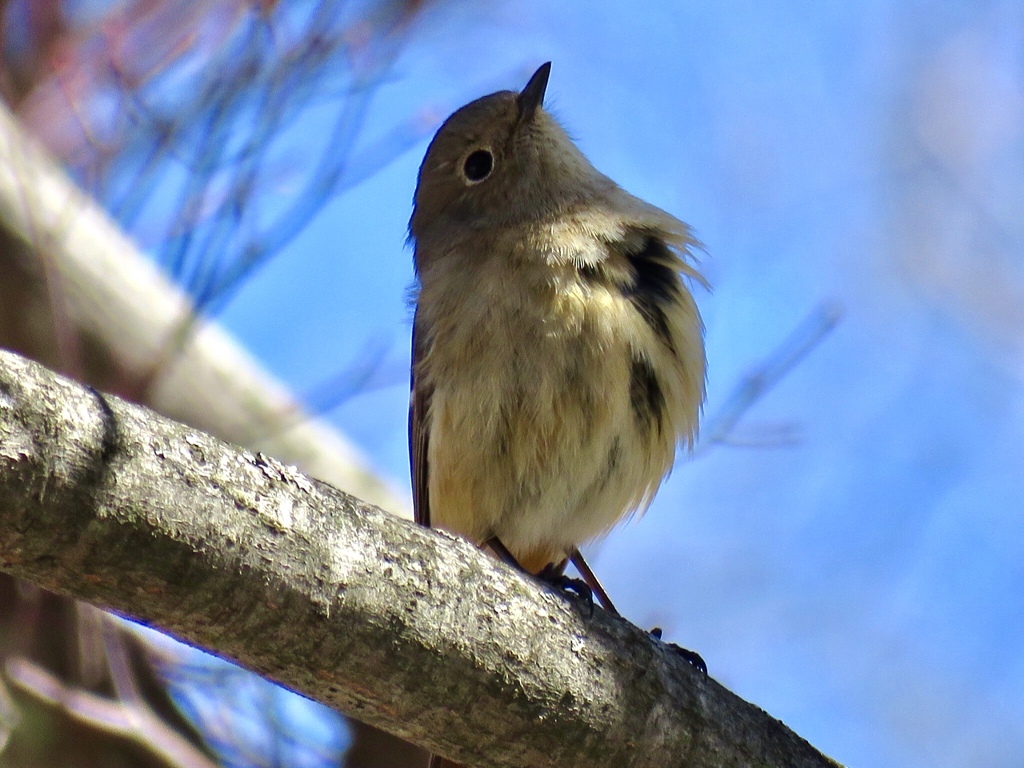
[{"x1": 409, "y1": 63, "x2": 706, "y2": 767}]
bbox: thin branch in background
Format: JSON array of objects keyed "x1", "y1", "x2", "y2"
[
  {"x1": 5, "y1": 658, "x2": 220, "y2": 768},
  {"x1": 713, "y1": 420, "x2": 803, "y2": 450},
  {"x1": 191, "y1": 12, "x2": 417, "y2": 313},
  {"x1": 246, "y1": 332, "x2": 407, "y2": 444},
  {"x1": 0, "y1": 673, "x2": 18, "y2": 754},
  {"x1": 156, "y1": 653, "x2": 247, "y2": 764},
  {"x1": 7, "y1": 0, "x2": 442, "y2": 399},
  {"x1": 0, "y1": 5, "x2": 421, "y2": 764},
  {"x1": 73, "y1": 601, "x2": 109, "y2": 691},
  {"x1": 149, "y1": 639, "x2": 348, "y2": 768},
  {"x1": 692, "y1": 301, "x2": 842, "y2": 458},
  {"x1": 102, "y1": 617, "x2": 147, "y2": 709},
  {"x1": 2, "y1": 124, "x2": 89, "y2": 383}
]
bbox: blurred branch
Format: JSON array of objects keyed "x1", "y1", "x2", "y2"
[
  {"x1": 694, "y1": 302, "x2": 842, "y2": 458},
  {"x1": 0, "y1": 1, "x2": 445, "y2": 449},
  {"x1": 10, "y1": 0, "x2": 440, "y2": 377},
  {"x1": 6, "y1": 658, "x2": 219, "y2": 768},
  {"x1": 0, "y1": 95, "x2": 402, "y2": 513},
  {"x1": 0, "y1": 3, "x2": 439, "y2": 764},
  {"x1": 0, "y1": 38, "x2": 412, "y2": 763},
  {"x1": 0, "y1": 349, "x2": 843, "y2": 768},
  {"x1": 249, "y1": 333, "x2": 406, "y2": 445},
  {"x1": 0, "y1": 574, "x2": 217, "y2": 767}
]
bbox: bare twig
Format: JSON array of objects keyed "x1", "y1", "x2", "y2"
[
  {"x1": 6, "y1": 657, "x2": 219, "y2": 768},
  {"x1": 694, "y1": 302, "x2": 842, "y2": 457}
]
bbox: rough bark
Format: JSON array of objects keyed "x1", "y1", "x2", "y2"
[{"x1": 0, "y1": 349, "x2": 843, "y2": 768}]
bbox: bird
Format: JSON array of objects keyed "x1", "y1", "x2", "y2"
[{"x1": 408, "y1": 62, "x2": 706, "y2": 768}]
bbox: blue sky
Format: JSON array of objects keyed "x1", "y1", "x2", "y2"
[{"x1": 65, "y1": 0, "x2": 1024, "y2": 765}]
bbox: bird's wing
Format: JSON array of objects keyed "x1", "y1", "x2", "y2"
[{"x1": 409, "y1": 306, "x2": 432, "y2": 527}]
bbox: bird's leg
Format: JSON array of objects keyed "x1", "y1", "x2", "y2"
[
  {"x1": 482, "y1": 535, "x2": 522, "y2": 570},
  {"x1": 571, "y1": 549, "x2": 707, "y2": 674},
  {"x1": 569, "y1": 549, "x2": 618, "y2": 614},
  {"x1": 485, "y1": 539, "x2": 706, "y2": 672},
  {"x1": 483, "y1": 537, "x2": 593, "y2": 612}
]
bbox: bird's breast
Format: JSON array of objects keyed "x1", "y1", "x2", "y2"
[{"x1": 420, "y1": 262, "x2": 670, "y2": 567}]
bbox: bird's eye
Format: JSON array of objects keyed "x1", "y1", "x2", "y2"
[{"x1": 463, "y1": 149, "x2": 493, "y2": 183}]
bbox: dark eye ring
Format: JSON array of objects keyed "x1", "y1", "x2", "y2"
[{"x1": 463, "y1": 149, "x2": 493, "y2": 183}]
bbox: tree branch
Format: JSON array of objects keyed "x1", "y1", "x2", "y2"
[
  {"x1": 0, "y1": 98, "x2": 401, "y2": 513},
  {"x1": 5, "y1": 656, "x2": 219, "y2": 768},
  {"x1": 0, "y1": 349, "x2": 842, "y2": 768}
]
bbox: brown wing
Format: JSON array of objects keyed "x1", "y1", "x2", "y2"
[
  {"x1": 414, "y1": 311, "x2": 467, "y2": 768},
  {"x1": 409, "y1": 306, "x2": 432, "y2": 527}
]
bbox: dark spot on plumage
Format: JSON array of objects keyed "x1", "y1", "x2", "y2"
[
  {"x1": 607, "y1": 436, "x2": 621, "y2": 472},
  {"x1": 622, "y1": 235, "x2": 682, "y2": 356},
  {"x1": 496, "y1": 421, "x2": 510, "y2": 457},
  {"x1": 598, "y1": 436, "x2": 623, "y2": 491},
  {"x1": 559, "y1": 336, "x2": 598, "y2": 442},
  {"x1": 629, "y1": 356, "x2": 666, "y2": 436},
  {"x1": 577, "y1": 261, "x2": 602, "y2": 282},
  {"x1": 496, "y1": 395, "x2": 518, "y2": 458}
]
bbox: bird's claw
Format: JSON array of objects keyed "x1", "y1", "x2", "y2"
[
  {"x1": 536, "y1": 564, "x2": 595, "y2": 616},
  {"x1": 650, "y1": 627, "x2": 707, "y2": 674}
]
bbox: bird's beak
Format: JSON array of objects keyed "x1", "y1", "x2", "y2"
[{"x1": 517, "y1": 62, "x2": 551, "y2": 123}]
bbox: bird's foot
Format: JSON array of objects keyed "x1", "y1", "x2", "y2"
[
  {"x1": 650, "y1": 627, "x2": 707, "y2": 674},
  {"x1": 536, "y1": 563, "x2": 595, "y2": 616}
]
